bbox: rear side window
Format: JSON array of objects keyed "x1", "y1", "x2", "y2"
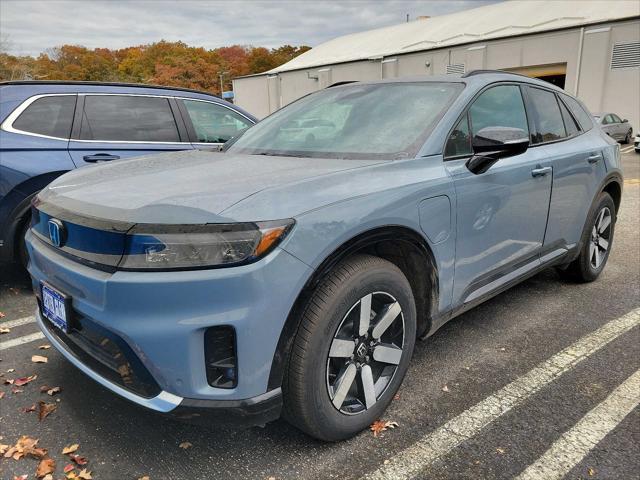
[
  {"x1": 468, "y1": 85, "x2": 529, "y2": 135},
  {"x1": 79, "y1": 95, "x2": 180, "y2": 142},
  {"x1": 560, "y1": 94, "x2": 593, "y2": 132},
  {"x1": 558, "y1": 99, "x2": 580, "y2": 137},
  {"x1": 182, "y1": 100, "x2": 252, "y2": 143},
  {"x1": 526, "y1": 87, "x2": 566, "y2": 144},
  {"x1": 12, "y1": 95, "x2": 76, "y2": 139}
]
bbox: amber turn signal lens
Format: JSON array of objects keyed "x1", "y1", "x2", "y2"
[{"x1": 255, "y1": 226, "x2": 289, "y2": 257}]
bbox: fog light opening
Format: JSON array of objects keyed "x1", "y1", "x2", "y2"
[{"x1": 204, "y1": 326, "x2": 237, "y2": 389}]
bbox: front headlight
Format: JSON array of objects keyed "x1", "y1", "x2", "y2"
[{"x1": 119, "y1": 219, "x2": 294, "y2": 270}]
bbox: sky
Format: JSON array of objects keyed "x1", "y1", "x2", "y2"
[{"x1": 0, "y1": 0, "x2": 501, "y2": 57}]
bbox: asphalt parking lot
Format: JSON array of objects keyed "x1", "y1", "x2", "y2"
[{"x1": 1, "y1": 147, "x2": 639, "y2": 480}]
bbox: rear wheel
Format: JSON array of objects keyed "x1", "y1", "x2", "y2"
[
  {"x1": 558, "y1": 192, "x2": 615, "y2": 282},
  {"x1": 283, "y1": 254, "x2": 416, "y2": 441}
]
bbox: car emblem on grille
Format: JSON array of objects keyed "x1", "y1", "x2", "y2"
[{"x1": 47, "y1": 219, "x2": 66, "y2": 247}]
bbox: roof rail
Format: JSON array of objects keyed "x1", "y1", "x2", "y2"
[
  {"x1": 326, "y1": 81, "x2": 359, "y2": 88},
  {"x1": 0, "y1": 80, "x2": 222, "y2": 99},
  {"x1": 462, "y1": 69, "x2": 532, "y2": 79}
]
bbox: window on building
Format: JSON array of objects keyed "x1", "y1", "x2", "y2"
[
  {"x1": 79, "y1": 95, "x2": 180, "y2": 142},
  {"x1": 526, "y1": 87, "x2": 566, "y2": 143},
  {"x1": 182, "y1": 100, "x2": 253, "y2": 143},
  {"x1": 12, "y1": 95, "x2": 76, "y2": 139}
]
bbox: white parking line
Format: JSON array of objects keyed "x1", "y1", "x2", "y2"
[
  {"x1": 620, "y1": 145, "x2": 635, "y2": 153},
  {"x1": 1, "y1": 315, "x2": 36, "y2": 329},
  {"x1": 362, "y1": 308, "x2": 640, "y2": 480},
  {"x1": 0, "y1": 331, "x2": 45, "y2": 350},
  {"x1": 515, "y1": 368, "x2": 640, "y2": 480}
]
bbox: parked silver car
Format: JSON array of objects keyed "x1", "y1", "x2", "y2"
[{"x1": 594, "y1": 112, "x2": 633, "y2": 143}]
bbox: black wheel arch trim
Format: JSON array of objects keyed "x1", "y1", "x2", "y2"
[{"x1": 267, "y1": 225, "x2": 439, "y2": 391}]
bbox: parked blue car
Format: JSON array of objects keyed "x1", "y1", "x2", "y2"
[
  {"x1": 25, "y1": 72, "x2": 622, "y2": 441},
  {"x1": 0, "y1": 81, "x2": 256, "y2": 266}
]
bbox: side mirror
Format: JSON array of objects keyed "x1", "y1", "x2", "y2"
[
  {"x1": 623, "y1": 118, "x2": 628, "y2": 123},
  {"x1": 466, "y1": 127, "x2": 529, "y2": 175}
]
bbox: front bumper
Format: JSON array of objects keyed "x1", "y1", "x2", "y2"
[{"x1": 27, "y1": 230, "x2": 311, "y2": 424}]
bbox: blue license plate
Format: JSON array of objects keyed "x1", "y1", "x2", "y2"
[{"x1": 41, "y1": 283, "x2": 69, "y2": 332}]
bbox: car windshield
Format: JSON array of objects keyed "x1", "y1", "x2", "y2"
[{"x1": 226, "y1": 82, "x2": 463, "y2": 160}]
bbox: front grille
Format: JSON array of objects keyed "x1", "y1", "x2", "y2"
[{"x1": 39, "y1": 302, "x2": 161, "y2": 398}]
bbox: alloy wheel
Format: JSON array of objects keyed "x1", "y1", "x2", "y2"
[
  {"x1": 326, "y1": 292, "x2": 405, "y2": 415},
  {"x1": 590, "y1": 206, "x2": 612, "y2": 270}
]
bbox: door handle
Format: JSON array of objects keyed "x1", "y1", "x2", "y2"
[
  {"x1": 587, "y1": 154, "x2": 602, "y2": 164},
  {"x1": 83, "y1": 154, "x2": 120, "y2": 162},
  {"x1": 531, "y1": 166, "x2": 552, "y2": 177}
]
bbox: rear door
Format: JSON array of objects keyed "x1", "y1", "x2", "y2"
[
  {"x1": 68, "y1": 94, "x2": 192, "y2": 167},
  {"x1": 541, "y1": 92, "x2": 608, "y2": 250},
  {"x1": 176, "y1": 98, "x2": 254, "y2": 152},
  {"x1": 444, "y1": 83, "x2": 553, "y2": 306}
]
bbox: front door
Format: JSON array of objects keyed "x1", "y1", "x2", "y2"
[
  {"x1": 68, "y1": 94, "x2": 192, "y2": 167},
  {"x1": 444, "y1": 84, "x2": 553, "y2": 306}
]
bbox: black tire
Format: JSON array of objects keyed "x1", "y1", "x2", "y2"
[
  {"x1": 283, "y1": 254, "x2": 417, "y2": 441},
  {"x1": 17, "y1": 215, "x2": 31, "y2": 270},
  {"x1": 557, "y1": 192, "x2": 615, "y2": 283},
  {"x1": 623, "y1": 130, "x2": 631, "y2": 144}
]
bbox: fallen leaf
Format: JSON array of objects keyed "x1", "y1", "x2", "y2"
[
  {"x1": 40, "y1": 385, "x2": 50, "y2": 393},
  {"x1": 67, "y1": 473, "x2": 78, "y2": 480},
  {"x1": 0, "y1": 327, "x2": 10, "y2": 334},
  {"x1": 14, "y1": 375, "x2": 37, "y2": 386},
  {"x1": 0, "y1": 443, "x2": 9, "y2": 454},
  {"x1": 62, "y1": 444, "x2": 79, "y2": 454},
  {"x1": 4, "y1": 378, "x2": 14, "y2": 384},
  {"x1": 38, "y1": 345, "x2": 51, "y2": 350},
  {"x1": 137, "y1": 477, "x2": 150, "y2": 480},
  {"x1": 38, "y1": 401, "x2": 57, "y2": 421},
  {"x1": 23, "y1": 403, "x2": 36, "y2": 413},
  {"x1": 496, "y1": 447, "x2": 506, "y2": 454},
  {"x1": 7, "y1": 368, "x2": 14, "y2": 373},
  {"x1": 77, "y1": 468, "x2": 92, "y2": 479},
  {"x1": 370, "y1": 420, "x2": 399, "y2": 437},
  {"x1": 179, "y1": 441, "x2": 192, "y2": 449},
  {"x1": 12, "y1": 387, "x2": 24, "y2": 394},
  {"x1": 442, "y1": 385, "x2": 449, "y2": 392},
  {"x1": 588, "y1": 467, "x2": 596, "y2": 476},
  {"x1": 393, "y1": 394, "x2": 400, "y2": 400},
  {"x1": 383, "y1": 459, "x2": 391, "y2": 465},
  {"x1": 43, "y1": 475, "x2": 53, "y2": 480},
  {"x1": 46, "y1": 386, "x2": 61, "y2": 396},
  {"x1": 70, "y1": 454, "x2": 88, "y2": 466},
  {"x1": 32, "y1": 355, "x2": 48, "y2": 364},
  {"x1": 13, "y1": 476, "x2": 28, "y2": 480},
  {"x1": 64, "y1": 464, "x2": 75, "y2": 473},
  {"x1": 36, "y1": 457, "x2": 55, "y2": 478},
  {"x1": 0, "y1": 311, "x2": 5, "y2": 317},
  {"x1": 0, "y1": 391, "x2": 5, "y2": 399}
]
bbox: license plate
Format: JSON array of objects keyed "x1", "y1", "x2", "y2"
[{"x1": 41, "y1": 283, "x2": 70, "y2": 333}]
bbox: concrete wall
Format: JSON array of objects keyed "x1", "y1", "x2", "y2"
[{"x1": 234, "y1": 19, "x2": 640, "y2": 128}]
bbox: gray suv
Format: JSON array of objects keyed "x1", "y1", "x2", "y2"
[{"x1": 26, "y1": 71, "x2": 622, "y2": 441}]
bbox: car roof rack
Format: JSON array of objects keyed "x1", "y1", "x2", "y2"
[
  {"x1": 327, "y1": 81, "x2": 359, "y2": 88},
  {"x1": 462, "y1": 69, "x2": 532, "y2": 80},
  {"x1": 0, "y1": 80, "x2": 222, "y2": 99}
]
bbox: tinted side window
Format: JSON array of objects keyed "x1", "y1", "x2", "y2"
[
  {"x1": 611, "y1": 113, "x2": 622, "y2": 123},
  {"x1": 183, "y1": 100, "x2": 253, "y2": 143},
  {"x1": 79, "y1": 95, "x2": 180, "y2": 142},
  {"x1": 469, "y1": 85, "x2": 529, "y2": 137},
  {"x1": 603, "y1": 114, "x2": 613, "y2": 125},
  {"x1": 12, "y1": 95, "x2": 76, "y2": 139},
  {"x1": 444, "y1": 114, "x2": 472, "y2": 158},
  {"x1": 527, "y1": 87, "x2": 566, "y2": 144},
  {"x1": 558, "y1": 99, "x2": 580, "y2": 137}
]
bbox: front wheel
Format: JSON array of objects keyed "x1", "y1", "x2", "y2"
[
  {"x1": 558, "y1": 192, "x2": 615, "y2": 282},
  {"x1": 283, "y1": 254, "x2": 416, "y2": 441},
  {"x1": 623, "y1": 130, "x2": 631, "y2": 144}
]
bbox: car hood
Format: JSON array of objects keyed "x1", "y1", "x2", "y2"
[{"x1": 39, "y1": 150, "x2": 387, "y2": 224}]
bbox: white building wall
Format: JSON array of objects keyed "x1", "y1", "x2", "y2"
[{"x1": 234, "y1": 19, "x2": 639, "y2": 128}]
